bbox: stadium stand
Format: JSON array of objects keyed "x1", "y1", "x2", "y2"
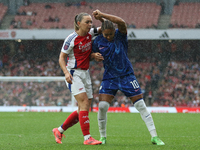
[
  {"x1": 153, "y1": 61, "x2": 200, "y2": 107},
  {"x1": 10, "y1": 2, "x2": 161, "y2": 29},
  {"x1": 1, "y1": 40, "x2": 200, "y2": 107},
  {"x1": 0, "y1": 40, "x2": 162, "y2": 106},
  {"x1": 170, "y1": 2, "x2": 200, "y2": 28},
  {"x1": 1, "y1": 1, "x2": 200, "y2": 107}
]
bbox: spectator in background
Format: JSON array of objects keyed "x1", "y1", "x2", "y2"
[
  {"x1": 2, "y1": 53, "x2": 9, "y2": 67},
  {"x1": 23, "y1": 0, "x2": 30, "y2": 6},
  {"x1": 45, "y1": 4, "x2": 52, "y2": 9},
  {"x1": 32, "y1": 19, "x2": 37, "y2": 27},
  {"x1": 21, "y1": 10, "x2": 27, "y2": 15},
  {"x1": 74, "y1": 2, "x2": 81, "y2": 8},
  {"x1": 81, "y1": 0, "x2": 87, "y2": 6},
  {"x1": 195, "y1": 22, "x2": 200, "y2": 28},
  {"x1": 32, "y1": 11, "x2": 37, "y2": 16},
  {"x1": 26, "y1": 18, "x2": 32, "y2": 26},
  {"x1": 10, "y1": 19, "x2": 17, "y2": 28},
  {"x1": 128, "y1": 22, "x2": 136, "y2": 28},
  {"x1": 17, "y1": 20, "x2": 22, "y2": 29},
  {"x1": 54, "y1": 16, "x2": 60, "y2": 22},
  {"x1": 26, "y1": 11, "x2": 32, "y2": 16},
  {"x1": 65, "y1": 1, "x2": 73, "y2": 7},
  {"x1": 148, "y1": 89, "x2": 153, "y2": 106},
  {"x1": 174, "y1": 0, "x2": 180, "y2": 6}
]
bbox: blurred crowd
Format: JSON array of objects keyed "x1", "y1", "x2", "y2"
[
  {"x1": 0, "y1": 40, "x2": 200, "y2": 107},
  {"x1": 153, "y1": 61, "x2": 200, "y2": 107}
]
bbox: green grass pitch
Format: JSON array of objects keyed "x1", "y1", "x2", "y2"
[{"x1": 0, "y1": 112, "x2": 199, "y2": 150}]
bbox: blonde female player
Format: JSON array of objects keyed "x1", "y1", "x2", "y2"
[{"x1": 52, "y1": 12, "x2": 103, "y2": 145}]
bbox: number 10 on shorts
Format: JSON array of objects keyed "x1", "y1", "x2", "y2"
[{"x1": 130, "y1": 80, "x2": 139, "y2": 89}]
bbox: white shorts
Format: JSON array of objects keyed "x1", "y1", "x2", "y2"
[{"x1": 65, "y1": 68, "x2": 93, "y2": 99}]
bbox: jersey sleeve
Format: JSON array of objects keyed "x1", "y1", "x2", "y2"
[
  {"x1": 116, "y1": 29, "x2": 127, "y2": 41},
  {"x1": 92, "y1": 37, "x2": 100, "y2": 53},
  {"x1": 89, "y1": 28, "x2": 99, "y2": 38},
  {"x1": 61, "y1": 36, "x2": 74, "y2": 54}
]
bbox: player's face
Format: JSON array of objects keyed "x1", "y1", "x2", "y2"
[
  {"x1": 102, "y1": 29, "x2": 115, "y2": 42},
  {"x1": 78, "y1": 15, "x2": 92, "y2": 33}
]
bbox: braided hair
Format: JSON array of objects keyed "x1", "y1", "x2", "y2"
[{"x1": 101, "y1": 20, "x2": 115, "y2": 32}]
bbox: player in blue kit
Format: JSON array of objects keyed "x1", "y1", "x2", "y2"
[{"x1": 92, "y1": 10, "x2": 165, "y2": 145}]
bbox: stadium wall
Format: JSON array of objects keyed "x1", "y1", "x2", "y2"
[
  {"x1": 1, "y1": 29, "x2": 200, "y2": 40},
  {"x1": 1, "y1": 106, "x2": 200, "y2": 113}
]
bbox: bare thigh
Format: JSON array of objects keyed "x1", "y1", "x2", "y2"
[
  {"x1": 99, "y1": 94, "x2": 115, "y2": 104},
  {"x1": 75, "y1": 92, "x2": 92, "y2": 112}
]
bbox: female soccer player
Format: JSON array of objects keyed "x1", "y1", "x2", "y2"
[
  {"x1": 52, "y1": 12, "x2": 103, "y2": 145},
  {"x1": 92, "y1": 10, "x2": 165, "y2": 145}
]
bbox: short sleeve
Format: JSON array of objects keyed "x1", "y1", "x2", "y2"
[
  {"x1": 89, "y1": 27, "x2": 99, "y2": 38},
  {"x1": 116, "y1": 29, "x2": 127, "y2": 41},
  {"x1": 61, "y1": 35, "x2": 74, "y2": 54}
]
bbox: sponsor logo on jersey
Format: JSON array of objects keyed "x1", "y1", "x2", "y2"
[{"x1": 79, "y1": 41, "x2": 92, "y2": 52}]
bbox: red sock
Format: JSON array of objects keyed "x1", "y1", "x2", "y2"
[
  {"x1": 79, "y1": 111, "x2": 90, "y2": 136},
  {"x1": 61, "y1": 111, "x2": 79, "y2": 130}
]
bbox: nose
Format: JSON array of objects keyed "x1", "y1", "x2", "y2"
[{"x1": 89, "y1": 22, "x2": 92, "y2": 26}]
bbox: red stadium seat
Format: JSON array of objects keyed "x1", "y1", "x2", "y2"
[
  {"x1": 170, "y1": 2, "x2": 200, "y2": 28},
  {"x1": 11, "y1": 2, "x2": 161, "y2": 29}
]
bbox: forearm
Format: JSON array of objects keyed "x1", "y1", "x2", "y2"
[
  {"x1": 59, "y1": 56, "x2": 68, "y2": 74},
  {"x1": 98, "y1": 17, "x2": 105, "y2": 23},
  {"x1": 90, "y1": 52, "x2": 95, "y2": 60}
]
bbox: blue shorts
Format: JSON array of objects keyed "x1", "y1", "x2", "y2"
[{"x1": 99, "y1": 73, "x2": 142, "y2": 97}]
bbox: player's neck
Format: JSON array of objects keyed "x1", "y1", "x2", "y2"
[{"x1": 76, "y1": 30, "x2": 87, "y2": 37}]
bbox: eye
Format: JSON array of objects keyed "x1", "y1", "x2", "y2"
[{"x1": 86, "y1": 21, "x2": 92, "y2": 24}]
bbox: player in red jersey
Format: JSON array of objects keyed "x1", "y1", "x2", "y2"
[{"x1": 52, "y1": 12, "x2": 104, "y2": 145}]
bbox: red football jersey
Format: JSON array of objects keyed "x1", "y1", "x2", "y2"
[{"x1": 61, "y1": 28, "x2": 97, "y2": 70}]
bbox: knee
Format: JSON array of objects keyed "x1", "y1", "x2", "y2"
[
  {"x1": 134, "y1": 99, "x2": 147, "y2": 111},
  {"x1": 99, "y1": 101, "x2": 110, "y2": 111}
]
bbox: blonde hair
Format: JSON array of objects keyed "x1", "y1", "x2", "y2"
[{"x1": 74, "y1": 12, "x2": 90, "y2": 31}]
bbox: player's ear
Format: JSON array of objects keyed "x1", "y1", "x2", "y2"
[{"x1": 77, "y1": 21, "x2": 80, "y2": 26}]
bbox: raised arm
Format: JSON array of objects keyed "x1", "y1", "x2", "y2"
[{"x1": 93, "y1": 10, "x2": 127, "y2": 34}]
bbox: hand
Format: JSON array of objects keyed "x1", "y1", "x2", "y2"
[
  {"x1": 94, "y1": 52, "x2": 104, "y2": 62},
  {"x1": 65, "y1": 72, "x2": 73, "y2": 84},
  {"x1": 92, "y1": 9, "x2": 103, "y2": 20}
]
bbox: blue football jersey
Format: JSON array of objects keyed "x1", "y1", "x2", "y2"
[{"x1": 92, "y1": 29, "x2": 134, "y2": 80}]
